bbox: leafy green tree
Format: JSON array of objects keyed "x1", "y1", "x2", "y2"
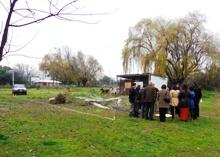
[
  {"x1": 99, "y1": 75, "x2": 115, "y2": 87},
  {"x1": 0, "y1": 66, "x2": 11, "y2": 85},
  {"x1": 190, "y1": 63, "x2": 220, "y2": 90},
  {"x1": 0, "y1": 65, "x2": 29, "y2": 85}
]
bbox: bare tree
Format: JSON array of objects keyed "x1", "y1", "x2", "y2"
[
  {"x1": 76, "y1": 52, "x2": 103, "y2": 86},
  {"x1": 14, "y1": 63, "x2": 36, "y2": 84},
  {"x1": 0, "y1": 0, "x2": 106, "y2": 61},
  {"x1": 39, "y1": 47, "x2": 103, "y2": 86}
]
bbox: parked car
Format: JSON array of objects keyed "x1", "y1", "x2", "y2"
[{"x1": 12, "y1": 84, "x2": 27, "y2": 95}]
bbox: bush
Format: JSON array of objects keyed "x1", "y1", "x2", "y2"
[
  {"x1": 0, "y1": 84, "x2": 12, "y2": 88},
  {"x1": 55, "y1": 93, "x2": 66, "y2": 104}
]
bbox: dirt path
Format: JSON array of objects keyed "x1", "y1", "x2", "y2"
[{"x1": 0, "y1": 107, "x2": 8, "y2": 117}]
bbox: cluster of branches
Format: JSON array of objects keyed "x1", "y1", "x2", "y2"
[
  {"x1": 0, "y1": 0, "x2": 106, "y2": 61},
  {"x1": 39, "y1": 46, "x2": 103, "y2": 86},
  {"x1": 122, "y1": 12, "x2": 220, "y2": 84}
]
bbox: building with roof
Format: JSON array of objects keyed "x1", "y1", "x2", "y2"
[
  {"x1": 117, "y1": 73, "x2": 168, "y2": 95},
  {"x1": 34, "y1": 80, "x2": 62, "y2": 87}
]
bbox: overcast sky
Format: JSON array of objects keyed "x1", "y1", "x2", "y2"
[{"x1": 1, "y1": 0, "x2": 220, "y2": 78}]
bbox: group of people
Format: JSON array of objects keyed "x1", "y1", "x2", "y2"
[{"x1": 129, "y1": 82, "x2": 202, "y2": 122}]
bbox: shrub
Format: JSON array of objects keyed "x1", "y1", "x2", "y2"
[{"x1": 55, "y1": 93, "x2": 66, "y2": 104}]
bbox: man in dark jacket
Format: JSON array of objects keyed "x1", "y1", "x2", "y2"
[
  {"x1": 140, "y1": 85, "x2": 146, "y2": 118},
  {"x1": 144, "y1": 82, "x2": 157, "y2": 120},
  {"x1": 129, "y1": 83, "x2": 139, "y2": 117},
  {"x1": 194, "y1": 85, "x2": 202, "y2": 118}
]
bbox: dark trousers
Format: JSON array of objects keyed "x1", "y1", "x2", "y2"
[
  {"x1": 190, "y1": 108, "x2": 196, "y2": 120},
  {"x1": 195, "y1": 101, "x2": 200, "y2": 117},
  {"x1": 141, "y1": 103, "x2": 146, "y2": 118},
  {"x1": 159, "y1": 108, "x2": 168, "y2": 122},
  {"x1": 129, "y1": 102, "x2": 139, "y2": 117},
  {"x1": 170, "y1": 106, "x2": 179, "y2": 119},
  {"x1": 146, "y1": 102, "x2": 154, "y2": 119}
]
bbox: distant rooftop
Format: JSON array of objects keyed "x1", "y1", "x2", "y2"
[{"x1": 35, "y1": 80, "x2": 62, "y2": 84}]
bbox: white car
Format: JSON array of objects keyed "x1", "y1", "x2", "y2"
[{"x1": 12, "y1": 84, "x2": 27, "y2": 95}]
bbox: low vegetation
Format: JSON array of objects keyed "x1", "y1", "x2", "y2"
[{"x1": 0, "y1": 88, "x2": 220, "y2": 157}]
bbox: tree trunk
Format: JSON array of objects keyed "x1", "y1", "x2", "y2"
[{"x1": 0, "y1": 0, "x2": 18, "y2": 61}]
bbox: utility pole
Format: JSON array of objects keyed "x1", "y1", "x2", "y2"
[
  {"x1": 12, "y1": 70, "x2": 14, "y2": 86},
  {"x1": 8, "y1": 69, "x2": 15, "y2": 86}
]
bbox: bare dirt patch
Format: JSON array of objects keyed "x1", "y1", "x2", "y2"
[{"x1": 0, "y1": 107, "x2": 8, "y2": 117}]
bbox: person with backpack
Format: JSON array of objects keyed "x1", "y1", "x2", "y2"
[{"x1": 157, "y1": 84, "x2": 170, "y2": 122}]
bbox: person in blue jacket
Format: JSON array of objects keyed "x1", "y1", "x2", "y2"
[{"x1": 189, "y1": 86, "x2": 196, "y2": 120}]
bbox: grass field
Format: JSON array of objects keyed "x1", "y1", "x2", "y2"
[{"x1": 0, "y1": 88, "x2": 220, "y2": 157}]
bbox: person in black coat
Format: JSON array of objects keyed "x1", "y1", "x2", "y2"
[
  {"x1": 129, "y1": 83, "x2": 139, "y2": 117},
  {"x1": 139, "y1": 85, "x2": 146, "y2": 118},
  {"x1": 178, "y1": 84, "x2": 191, "y2": 121},
  {"x1": 194, "y1": 84, "x2": 202, "y2": 118},
  {"x1": 136, "y1": 85, "x2": 141, "y2": 110},
  {"x1": 178, "y1": 84, "x2": 190, "y2": 108},
  {"x1": 143, "y1": 82, "x2": 157, "y2": 120}
]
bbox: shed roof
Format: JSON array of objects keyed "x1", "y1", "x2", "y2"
[{"x1": 117, "y1": 73, "x2": 151, "y2": 80}]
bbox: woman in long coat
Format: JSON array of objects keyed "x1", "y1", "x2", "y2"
[
  {"x1": 157, "y1": 84, "x2": 170, "y2": 122},
  {"x1": 170, "y1": 85, "x2": 180, "y2": 119}
]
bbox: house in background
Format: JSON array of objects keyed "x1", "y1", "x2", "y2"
[
  {"x1": 34, "y1": 80, "x2": 62, "y2": 87},
  {"x1": 31, "y1": 76, "x2": 61, "y2": 87}
]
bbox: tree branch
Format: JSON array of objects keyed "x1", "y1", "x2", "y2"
[{"x1": 0, "y1": 0, "x2": 18, "y2": 61}]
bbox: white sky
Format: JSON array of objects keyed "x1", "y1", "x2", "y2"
[{"x1": 1, "y1": 0, "x2": 220, "y2": 78}]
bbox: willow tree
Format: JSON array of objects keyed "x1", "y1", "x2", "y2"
[
  {"x1": 122, "y1": 12, "x2": 220, "y2": 84},
  {"x1": 122, "y1": 18, "x2": 164, "y2": 74}
]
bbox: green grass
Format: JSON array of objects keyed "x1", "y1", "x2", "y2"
[{"x1": 0, "y1": 88, "x2": 220, "y2": 157}]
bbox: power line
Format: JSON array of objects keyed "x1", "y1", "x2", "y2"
[{"x1": 3, "y1": 53, "x2": 42, "y2": 60}]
